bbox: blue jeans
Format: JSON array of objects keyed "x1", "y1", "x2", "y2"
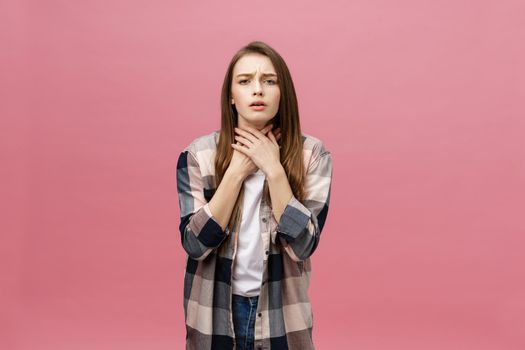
[{"x1": 232, "y1": 294, "x2": 259, "y2": 350}]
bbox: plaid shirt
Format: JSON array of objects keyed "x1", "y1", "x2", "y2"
[{"x1": 176, "y1": 130, "x2": 333, "y2": 350}]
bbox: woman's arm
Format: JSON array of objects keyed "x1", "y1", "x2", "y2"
[
  {"x1": 267, "y1": 144, "x2": 333, "y2": 262},
  {"x1": 208, "y1": 168, "x2": 245, "y2": 231},
  {"x1": 176, "y1": 149, "x2": 244, "y2": 261}
]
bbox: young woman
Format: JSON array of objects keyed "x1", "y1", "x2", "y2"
[{"x1": 176, "y1": 41, "x2": 333, "y2": 350}]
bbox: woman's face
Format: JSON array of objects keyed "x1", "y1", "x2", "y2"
[{"x1": 231, "y1": 53, "x2": 280, "y2": 130}]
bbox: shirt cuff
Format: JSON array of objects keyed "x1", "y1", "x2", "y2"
[
  {"x1": 275, "y1": 195, "x2": 311, "y2": 243},
  {"x1": 205, "y1": 202, "x2": 231, "y2": 234}
]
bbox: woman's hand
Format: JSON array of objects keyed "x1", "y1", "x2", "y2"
[{"x1": 231, "y1": 124, "x2": 282, "y2": 177}]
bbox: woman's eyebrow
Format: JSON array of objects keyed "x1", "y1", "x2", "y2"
[{"x1": 236, "y1": 72, "x2": 277, "y2": 78}]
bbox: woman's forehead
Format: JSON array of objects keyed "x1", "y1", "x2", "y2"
[{"x1": 233, "y1": 54, "x2": 276, "y2": 76}]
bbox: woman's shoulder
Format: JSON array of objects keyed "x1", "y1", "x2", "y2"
[
  {"x1": 301, "y1": 132, "x2": 330, "y2": 157},
  {"x1": 182, "y1": 129, "x2": 220, "y2": 156}
]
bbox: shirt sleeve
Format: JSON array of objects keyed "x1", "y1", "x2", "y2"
[
  {"x1": 274, "y1": 144, "x2": 333, "y2": 262},
  {"x1": 176, "y1": 148, "x2": 229, "y2": 261}
]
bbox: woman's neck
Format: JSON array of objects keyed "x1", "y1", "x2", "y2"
[{"x1": 237, "y1": 118, "x2": 269, "y2": 131}]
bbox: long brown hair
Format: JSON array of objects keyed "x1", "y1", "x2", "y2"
[{"x1": 215, "y1": 41, "x2": 306, "y2": 234}]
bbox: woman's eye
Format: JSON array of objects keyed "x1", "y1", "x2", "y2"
[{"x1": 238, "y1": 79, "x2": 277, "y2": 85}]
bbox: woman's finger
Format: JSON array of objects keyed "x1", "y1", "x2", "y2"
[
  {"x1": 235, "y1": 127, "x2": 259, "y2": 143},
  {"x1": 231, "y1": 142, "x2": 248, "y2": 154},
  {"x1": 234, "y1": 135, "x2": 252, "y2": 146}
]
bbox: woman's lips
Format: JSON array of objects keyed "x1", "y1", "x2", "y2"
[{"x1": 250, "y1": 105, "x2": 266, "y2": 111}]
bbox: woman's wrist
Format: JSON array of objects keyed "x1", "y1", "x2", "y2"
[
  {"x1": 225, "y1": 167, "x2": 246, "y2": 184},
  {"x1": 266, "y1": 163, "x2": 286, "y2": 182}
]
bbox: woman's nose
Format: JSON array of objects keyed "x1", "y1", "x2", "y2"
[{"x1": 253, "y1": 80, "x2": 263, "y2": 94}]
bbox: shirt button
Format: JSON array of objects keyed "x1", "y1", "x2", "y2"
[
  {"x1": 265, "y1": 250, "x2": 269, "y2": 255},
  {"x1": 258, "y1": 313, "x2": 262, "y2": 317},
  {"x1": 262, "y1": 217, "x2": 267, "y2": 223}
]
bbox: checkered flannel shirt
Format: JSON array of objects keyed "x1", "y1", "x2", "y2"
[{"x1": 176, "y1": 129, "x2": 333, "y2": 350}]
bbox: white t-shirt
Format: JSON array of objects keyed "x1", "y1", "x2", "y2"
[{"x1": 232, "y1": 168, "x2": 265, "y2": 297}]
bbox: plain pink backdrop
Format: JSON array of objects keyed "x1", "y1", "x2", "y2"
[{"x1": 2, "y1": 0, "x2": 524, "y2": 349}]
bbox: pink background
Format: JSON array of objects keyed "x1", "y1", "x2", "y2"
[{"x1": 2, "y1": 1, "x2": 524, "y2": 349}]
